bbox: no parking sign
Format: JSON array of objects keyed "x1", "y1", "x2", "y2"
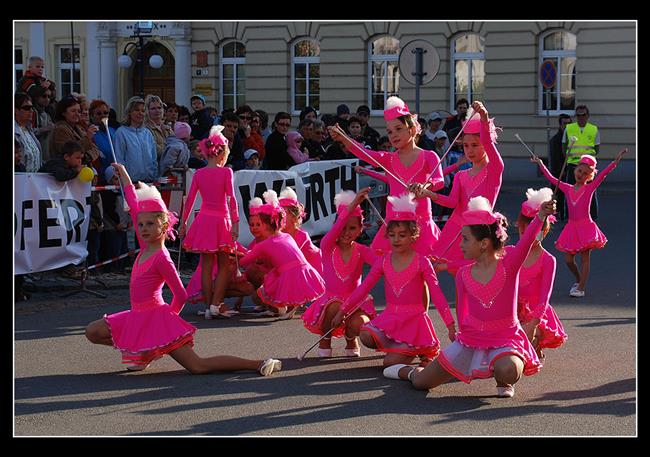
[{"x1": 540, "y1": 59, "x2": 557, "y2": 89}]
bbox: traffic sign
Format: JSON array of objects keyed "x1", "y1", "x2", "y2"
[{"x1": 540, "y1": 59, "x2": 557, "y2": 89}]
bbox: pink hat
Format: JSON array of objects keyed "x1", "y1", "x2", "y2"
[
  {"x1": 521, "y1": 187, "x2": 557, "y2": 223},
  {"x1": 174, "y1": 121, "x2": 191, "y2": 140},
  {"x1": 334, "y1": 190, "x2": 364, "y2": 222},
  {"x1": 463, "y1": 196, "x2": 507, "y2": 241},
  {"x1": 386, "y1": 193, "x2": 417, "y2": 222},
  {"x1": 279, "y1": 187, "x2": 306, "y2": 219},
  {"x1": 579, "y1": 155, "x2": 597, "y2": 169},
  {"x1": 249, "y1": 190, "x2": 285, "y2": 228},
  {"x1": 383, "y1": 96, "x2": 411, "y2": 121},
  {"x1": 134, "y1": 183, "x2": 179, "y2": 240},
  {"x1": 461, "y1": 106, "x2": 500, "y2": 143},
  {"x1": 198, "y1": 125, "x2": 229, "y2": 158}
]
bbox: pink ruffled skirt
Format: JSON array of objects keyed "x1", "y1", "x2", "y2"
[
  {"x1": 104, "y1": 305, "x2": 196, "y2": 367},
  {"x1": 183, "y1": 211, "x2": 234, "y2": 253},
  {"x1": 258, "y1": 261, "x2": 325, "y2": 308},
  {"x1": 518, "y1": 302, "x2": 568, "y2": 350},
  {"x1": 361, "y1": 304, "x2": 440, "y2": 358},
  {"x1": 302, "y1": 293, "x2": 376, "y2": 338},
  {"x1": 555, "y1": 219, "x2": 607, "y2": 254}
]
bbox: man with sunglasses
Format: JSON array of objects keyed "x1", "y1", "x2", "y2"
[
  {"x1": 263, "y1": 112, "x2": 294, "y2": 170},
  {"x1": 563, "y1": 105, "x2": 601, "y2": 220}
]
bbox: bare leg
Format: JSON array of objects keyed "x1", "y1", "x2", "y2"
[
  {"x1": 402, "y1": 359, "x2": 455, "y2": 390},
  {"x1": 359, "y1": 329, "x2": 377, "y2": 349},
  {"x1": 169, "y1": 344, "x2": 266, "y2": 374},
  {"x1": 578, "y1": 249, "x2": 591, "y2": 291},
  {"x1": 319, "y1": 301, "x2": 342, "y2": 349},
  {"x1": 344, "y1": 312, "x2": 370, "y2": 350},
  {"x1": 493, "y1": 355, "x2": 524, "y2": 387},
  {"x1": 211, "y1": 251, "x2": 231, "y2": 312},
  {"x1": 383, "y1": 352, "x2": 415, "y2": 368},
  {"x1": 201, "y1": 253, "x2": 215, "y2": 313},
  {"x1": 564, "y1": 253, "x2": 580, "y2": 284},
  {"x1": 85, "y1": 318, "x2": 113, "y2": 346}
]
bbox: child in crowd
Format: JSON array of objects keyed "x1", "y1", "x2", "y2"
[
  {"x1": 532, "y1": 149, "x2": 626, "y2": 297},
  {"x1": 85, "y1": 162, "x2": 281, "y2": 376},
  {"x1": 328, "y1": 96, "x2": 445, "y2": 257},
  {"x1": 302, "y1": 188, "x2": 378, "y2": 357},
  {"x1": 159, "y1": 121, "x2": 192, "y2": 176},
  {"x1": 412, "y1": 101, "x2": 504, "y2": 269},
  {"x1": 237, "y1": 190, "x2": 325, "y2": 317},
  {"x1": 338, "y1": 193, "x2": 456, "y2": 368},
  {"x1": 38, "y1": 140, "x2": 83, "y2": 181},
  {"x1": 385, "y1": 196, "x2": 556, "y2": 399},
  {"x1": 188, "y1": 140, "x2": 207, "y2": 169},
  {"x1": 244, "y1": 149, "x2": 261, "y2": 170},
  {"x1": 286, "y1": 131, "x2": 311, "y2": 164},
  {"x1": 179, "y1": 126, "x2": 239, "y2": 319}
]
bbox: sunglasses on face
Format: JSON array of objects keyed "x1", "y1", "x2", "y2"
[
  {"x1": 278, "y1": 122, "x2": 291, "y2": 127},
  {"x1": 576, "y1": 113, "x2": 587, "y2": 117}
]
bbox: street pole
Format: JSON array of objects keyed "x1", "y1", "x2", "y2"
[
  {"x1": 546, "y1": 88, "x2": 551, "y2": 161},
  {"x1": 137, "y1": 35, "x2": 144, "y2": 99},
  {"x1": 413, "y1": 47, "x2": 425, "y2": 115}
]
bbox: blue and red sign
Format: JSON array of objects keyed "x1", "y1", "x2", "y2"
[{"x1": 540, "y1": 59, "x2": 557, "y2": 89}]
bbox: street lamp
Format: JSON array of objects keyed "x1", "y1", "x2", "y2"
[{"x1": 118, "y1": 21, "x2": 164, "y2": 98}]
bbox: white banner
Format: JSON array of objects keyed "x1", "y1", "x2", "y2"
[
  {"x1": 179, "y1": 160, "x2": 360, "y2": 246},
  {"x1": 14, "y1": 173, "x2": 92, "y2": 274}
]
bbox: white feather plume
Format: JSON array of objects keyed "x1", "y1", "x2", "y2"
[
  {"x1": 279, "y1": 187, "x2": 298, "y2": 201},
  {"x1": 334, "y1": 190, "x2": 357, "y2": 209},
  {"x1": 209, "y1": 125, "x2": 225, "y2": 137},
  {"x1": 467, "y1": 196, "x2": 493, "y2": 212},
  {"x1": 465, "y1": 105, "x2": 476, "y2": 121},
  {"x1": 134, "y1": 182, "x2": 162, "y2": 202},
  {"x1": 249, "y1": 197, "x2": 263, "y2": 209},
  {"x1": 385, "y1": 96, "x2": 406, "y2": 110},
  {"x1": 387, "y1": 192, "x2": 417, "y2": 213},
  {"x1": 263, "y1": 189, "x2": 279, "y2": 206},
  {"x1": 525, "y1": 187, "x2": 553, "y2": 208}
]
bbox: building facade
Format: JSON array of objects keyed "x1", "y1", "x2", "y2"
[{"x1": 14, "y1": 20, "x2": 635, "y2": 181}]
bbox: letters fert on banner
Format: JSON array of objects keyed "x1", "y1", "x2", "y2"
[
  {"x1": 179, "y1": 159, "x2": 359, "y2": 246},
  {"x1": 14, "y1": 173, "x2": 92, "y2": 274}
]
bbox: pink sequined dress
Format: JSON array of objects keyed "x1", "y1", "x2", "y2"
[
  {"x1": 505, "y1": 245, "x2": 568, "y2": 351},
  {"x1": 430, "y1": 121, "x2": 504, "y2": 264},
  {"x1": 342, "y1": 252, "x2": 455, "y2": 358},
  {"x1": 290, "y1": 228, "x2": 324, "y2": 276},
  {"x1": 348, "y1": 144, "x2": 445, "y2": 256},
  {"x1": 302, "y1": 206, "x2": 378, "y2": 338},
  {"x1": 437, "y1": 216, "x2": 544, "y2": 383},
  {"x1": 538, "y1": 160, "x2": 616, "y2": 254},
  {"x1": 239, "y1": 232, "x2": 325, "y2": 308},
  {"x1": 104, "y1": 185, "x2": 195, "y2": 368},
  {"x1": 181, "y1": 166, "x2": 239, "y2": 253}
]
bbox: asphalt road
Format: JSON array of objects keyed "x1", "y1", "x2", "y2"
[{"x1": 14, "y1": 184, "x2": 636, "y2": 437}]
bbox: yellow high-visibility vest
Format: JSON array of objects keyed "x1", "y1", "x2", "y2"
[{"x1": 565, "y1": 122, "x2": 598, "y2": 164}]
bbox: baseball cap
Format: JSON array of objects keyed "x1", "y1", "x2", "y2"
[
  {"x1": 244, "y1": 149, "x2": 259, "y2": 160},
  {"x1": 337, "y1": 104, "x2": 350, "y2": 115},
  {"x1": 428, "y1": 111, "x2": 443, "y2": 122},
  {"x1": 433, "y1": 130, "x2": 448, "y2": 140},
  {"x1": 190, "y1": 94, "x2": 206, "y2": 104},
  {"x1": 356, "y1": 105, "x2": 371, "y2": 115}
]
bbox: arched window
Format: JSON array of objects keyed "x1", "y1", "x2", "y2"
[
  {"x1": 539, "y1": 30, "x2": 576, "y2": 114},
  {"x1": 368, "y1": 36, "x2": 400, "y2": 113},
  {"x1": 292, "y1": 39, "x2": 320, "y2": 113},
  {"x1": 451, "y1": 33, "x2": 485, "y2": 110},
  {"x1": 220, "y1": 41, "x2": 246, "y2": 111}
]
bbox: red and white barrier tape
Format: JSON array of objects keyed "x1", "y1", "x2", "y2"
[{"x1": 87, "y1": 249, "x2": 141, "y2": 270}]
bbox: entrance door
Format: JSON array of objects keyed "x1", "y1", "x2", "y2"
[{"x1": 133, "y1": 42, "x2": 175, "y2": 104}]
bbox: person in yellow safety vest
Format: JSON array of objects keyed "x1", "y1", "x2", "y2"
[{"x1": 562, "y1": 105, "x2": 601, "y2": 220}]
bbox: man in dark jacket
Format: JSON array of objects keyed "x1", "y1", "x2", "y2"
[
  {"x1": 443, "y1": 98, "x2": 470, "y2": 134},
  {"x1": 263, "y1": 112, "x2": 295, "y2": 170},
  {"x1": 189, "y1": 94, "x2": 214, "y2": 140},
  {"x1": 356, "y1": 105, "x2": 380, "y2": 150}
]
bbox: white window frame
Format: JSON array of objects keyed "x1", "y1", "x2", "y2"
[
  {"x1": 291, "y1": 39, "x2": 320, "y2": 115},
  {"x1": 15, "y1": 47, "x2": 24, "y2": 89},
  {"x1": 538, "y1": 30, "x2": 577, "y2": 115},
  {"x1": 57, "y1": 45, "x2": 81, "y2": 99},
  {"x1": 450, "y1": 33, "x2": 485, "y2": 112},
  {"x1": 220, "y1": 40, "x2": 246, "y2": 111},
  {"x1": 367, "y1": 36, "x2": 400, "y2": 116}
]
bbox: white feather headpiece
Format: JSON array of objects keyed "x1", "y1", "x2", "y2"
[
  {"x1": 134, "y1": 182, "x2": 162, "y2": 202},
  {"x1": 386, "y1": 192, "x2": 417, "y2": 222},
  {"x1": 263, "y1": 189, "x2": 280, "y2": 206},
  {"x1": 334, "y1": 190, "x2": 357, "y2": 209},
  {"x1": 525, "y1": 187, "x2": 553, "y2": 208},
  {"x1": 249, "y1": 197, "x2": 263, "y2": 209},
  {"x1": 385, "y1": 96, "x2": 406, "y2": 110},
  {"x1": 279, "y1": 187, "x2": 299, "y2": 201},
  {"x1": 467, "y1": 196, "x2": 493, "y2": 213}
]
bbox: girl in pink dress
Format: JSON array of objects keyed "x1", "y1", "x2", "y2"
[
  {"x1": 412, "y1": 101, "x2": 504, "y2": 267},
  {"x1": 237, "y1": 190, "x2": 326, "y2": 316},
  {"x1": 384, "y1": 196, "x2": 556, "y2": 398},
  {"x1": 328, "y1": 96, "x2": 445, "y2": 256},
  {"x1": 179, "y1": 126, "x2": 239, "y2": 319},
  {"x1": 532, "y1": 149, "x2": 626, "y2": 297},
  {"x1": 513, "y1": 187, "x2": 567, "y2": 359},
  {"x1": 84, "y1": 163, "x2": 282, "y2": 376},
  {"x1": 301, "y1": 188, "x2": 379, "y2": 357},
  {"x1": 338, "y1": 193, "x2": 456, "y2": 369},
  {"x1": 279, "y1": 186, "x2": 323, "y2": 276}
]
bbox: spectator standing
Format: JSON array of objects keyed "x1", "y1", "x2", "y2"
[
  {"x1": 424, "y1": 112, "x2": 450, "y2": 153},
  {"x1": 159, "y1": 121, "x2": 192, "y2": 176},
  {"x1": 72, "y1": 92, "x2": 91, "y2": 129},
  {"x1": 335, "y1": 104, "x2": 351, "y2": 133},
  {"x1": 189, "y1": 94, "x2": 213, "y2": 140},
  {"x1": 243, "y1": 111, "x2": 266, "y2": 161},
  {"x1": 177, "y1": 105, "x2": 191, "y2": 124},
  {"x1": 145, "y1": 94, "x2": 174, "y2": 160},
  {"x1": 305, "y1": 120, "x2": 327, "y2": 160},
  {"x1": 14, "y1": 92, "x2": 42, "y2": 172},
  {"x1": 15, "y1": 139, "x2": 26, "y2": 172},
  {"x1": 298, "y1": 118, "x2": 315, "y2": 144},
  {"x1": 28, "y1": 86, "x2": 55, "y2": 162},
  {"x1": 17, "y1": 56, "x2": 53, "y2": 94},
  {"x1": 107, "y1": 108, "x2": 121, "y2": 130},
  {"x1": 416, "y1": 117, "x2": 436, "y2": 151},
  {"x1": 549, "y1": 114, "x2": 572, "y2": 220},
  {"x1": 356, "y1": 105, "x2": 380, "y2": 150},
  {"x1": 49, "y1": 95, "x2": 100, "y2": 165},
  {"x1": 257, "y1": 109, "x2": 272, "y2": 143},
  {"x1": 164, "y1": 102, "x2": 180, "y2": 129},
  {"x1": 299, "y1": 106, "x2": 318, "y2": 122},
  {"x1": 221, "y1": 112, "x2": 245, "y2": 170},
  {"x1": 263, "y1": 112, "x2": 295, "y2": 170},
  {"x1": 563, "y1": 105, "x2": 600, "y2": 220},
  {"x1": 114, "y1": 96, "x2": 158, "y2": 183},
  {"x1": 443, "y1": 98, "x2": 470, "y2": 135},
  {"x1": 89, "y1": 99, "x2": 117, "y2": 178},
  {"x1": 286, "y1": 131, "x2": 311, "y2": 164}
]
